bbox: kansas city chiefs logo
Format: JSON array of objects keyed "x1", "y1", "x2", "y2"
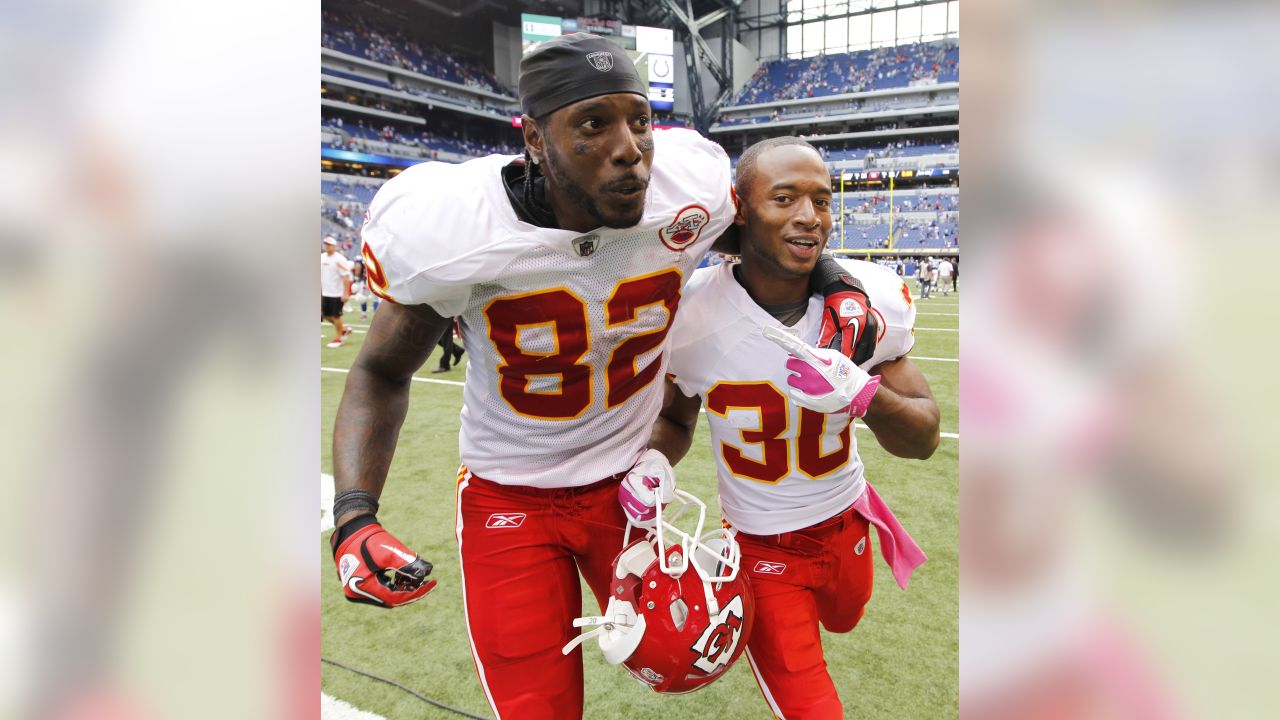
[
  {"x1": 689, "y1": 595, "x2": 746, "y2": 675},
  {"x1": 659, "y1": 204, "x2": 710, "y2": 251}
]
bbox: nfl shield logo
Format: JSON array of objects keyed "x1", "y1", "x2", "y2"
[
  {"x1": 573, "y1": 234, "x2": 598, "y2": 257},
  {"x1": 586, "y1": 51, "x2": 614, "y2": 72}
]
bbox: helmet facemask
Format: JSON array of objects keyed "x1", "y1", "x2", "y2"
[{"x1": 562, "y1": 489, "x2": 754, "y2": 694}]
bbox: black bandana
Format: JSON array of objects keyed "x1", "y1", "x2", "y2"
[{"x1": 519, "y1": 33, "x2": 648, "y2": 119}]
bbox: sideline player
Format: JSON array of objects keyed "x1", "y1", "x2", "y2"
[
  {"x1": 327, "y1": 34, "x2": 824, "y2": 719},
  {"x1": 650, "y1": 137, "x2": 941, "y2": 718},
  {"x1": 351, "y1": 258, "x2": 380, "y2": 320},
  {"x1": 320, "y1": 236, "x2": 353, "y2": 347}
]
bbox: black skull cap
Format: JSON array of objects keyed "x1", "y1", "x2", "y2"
[{"x1": 519, "y1": 32, "x2": 648, "y2": 119}]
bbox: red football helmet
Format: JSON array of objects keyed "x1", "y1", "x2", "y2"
[{"x1": 562, "y1": 489, "x2": 755, "y2": 694}]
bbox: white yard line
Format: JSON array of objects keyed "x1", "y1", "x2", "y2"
[
  {"x1": 321, "y1": 367, "x2": 465, "y2": 387},
  {"x1": 854, "y1": 421, "x2": 960, "y2": 440},
  {"x1": 915, "y1": 327, "x2": 958, "y2": 332},
  {"x1": 321, "y1": 474, "x2": 335, "y2": 532},
  {"x1": 321, "y1": 368, "x2": 959, "y2": 439},
  {"x1": 911, "y1": 356, "x2": 959, "y2": 363},
  {"x1": 915, "y1": 312, "x2": 959, "y2": 316},
  {"x1": 321, "y1": 693, "x2": 386, "y2": 720}
]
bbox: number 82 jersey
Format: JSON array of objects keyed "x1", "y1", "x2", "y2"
[{"x1": 359, "y1": 129, "x2": 735, "y2": 488}]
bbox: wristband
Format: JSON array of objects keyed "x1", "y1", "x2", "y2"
[
  {"x1": 330, "y1": 513, "x2": 379, "y2": 557},
  {"x1": 333, "y1": 488, "x2": 379, "y2": 524}
]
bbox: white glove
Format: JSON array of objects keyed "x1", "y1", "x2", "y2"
[
  {"x1": 762, "y1": 325, "x2": 882, "y2": 417},
  {"x1": 618, "y1": 449, "x2": 676, "y2": 529}
]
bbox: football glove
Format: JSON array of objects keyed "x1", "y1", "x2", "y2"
[
  {"x1": 331, "y1": 515, "x2": 436, "y2": 607},
  {"x1": 619, "y1": 449, "x2": 676, "y2": 529},
  {"x1": 811, "y1": 255, "x2": 879, "y2": 366},
  {"x1": 763, "y1": 325, "x2": 882, "y2": 417}
]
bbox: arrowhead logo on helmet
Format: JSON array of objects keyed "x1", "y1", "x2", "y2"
[
  {"x1": 689, "y1": 595, "x2": 747, "y2": 675},
  {"x1": 560, "y1": 489, "x2": 755, "y2": 694}
]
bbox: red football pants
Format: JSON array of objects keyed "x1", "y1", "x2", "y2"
[
  {"x1": 738, "y1": 505, "x2": 874, "y2": 719},
  {"x1": 454, "y1": 468, "x2": 628, "y2": 720}
]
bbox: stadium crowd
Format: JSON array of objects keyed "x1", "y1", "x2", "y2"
[
  {"x1": 322, "y1": 10, "x2": 509, "y2": 94},
  {"x1": 323, "y1": 115, "x2": 521, "y2": 159},
  {"x1": 716, "y1": 91, "x2": 957, "y2": 127},
  {"x1": 730, "y1": 41, "x2": 958, "y2": 106}
]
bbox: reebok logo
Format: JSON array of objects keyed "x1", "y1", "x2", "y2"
[
  {"x1": 752, "y1": 560, "x2": 786, "y2": 575},
  {"x1": 485, "y1": 513, "x2": 527, "y2": 529}
]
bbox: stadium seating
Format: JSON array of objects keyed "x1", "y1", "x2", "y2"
[
  {"x1": 322, "y1": 11, "x2": 509, "y2": 94},
  {"x1": 715, "y1": 91, "x2": 957, "y2": 127},
  {"x1": 317, "y1": 20, "x2": 958, "y2": 252},
  {"x1": 828, "y1": 219, "x2": 959, "y2": 251},
  {"x1": 728, "y1": 41, "x2": 958, "y2": 106},
  {"x1": 323, "y1": 115, "x2": 521, "y2": 161}
]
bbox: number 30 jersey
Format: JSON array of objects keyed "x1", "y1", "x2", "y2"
[
  {"x1": 359, "y1": 129, "x2": 734, "y2": 488},
  {"x1": 667, "y1": 259, "x2": 917, "y2": 534}
]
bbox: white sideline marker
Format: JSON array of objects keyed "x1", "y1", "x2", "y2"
[
  {"x1": 321, "y1": 474, "x2": 335, "y2": 532},
  {"x1": 321, "y1": 692, "x2": 386, "y2": 720}
]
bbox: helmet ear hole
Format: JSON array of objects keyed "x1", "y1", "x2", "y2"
[
  {"x1": 669, "y1": 598, "x2": 689, "y2": 631},
  {"x1": 691, "y1": 535, "x2": 738, "y2": 582}
]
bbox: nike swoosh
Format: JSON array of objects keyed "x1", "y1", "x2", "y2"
[{"x1": 347, "y1": 577, "x2": 384, "y2": 604}]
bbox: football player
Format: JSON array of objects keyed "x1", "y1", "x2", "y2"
[
  {"x1": 650, "y1": 136, "x2": 941, "y2": 718},
  {"x1": 328, "y1": 34, "x2": 879, "y2": 717}
]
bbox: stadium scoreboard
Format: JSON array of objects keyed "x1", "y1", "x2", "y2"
[{"x1": 520, "y1": 13, "x2": 676, "y2": 111}]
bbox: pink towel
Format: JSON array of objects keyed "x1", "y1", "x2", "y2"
[{"x1": 852, "y1": 483, "x2": 927, "y2": 589}]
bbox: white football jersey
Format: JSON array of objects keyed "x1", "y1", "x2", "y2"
[
  {"x1": 320, "y1": 252, "x2": 353, "y2": 297},
  {"x1": 668, "y1": 259, "x2": 917, "y2": 534},
  {"x1": 359, "y1": 129, "x2": 734, "y2": 487}
]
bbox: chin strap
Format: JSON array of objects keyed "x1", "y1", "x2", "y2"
[
  {"x1": 561, "y1": 597, "x2": 645, "y2": 662},
  {"x1": 561, "y1": 615, "x2": 621, "y2": 655}
]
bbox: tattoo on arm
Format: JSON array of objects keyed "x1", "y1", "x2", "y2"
[{"x1": 332, "y1": 303, "x2": 451, "y2": 518}]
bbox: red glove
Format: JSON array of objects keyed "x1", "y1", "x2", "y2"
[
  {"x1": 331, "y1": 515, "x2": 436, "y2": 607},
  {"x1": 811, "y1": 255, "x2": 879, "y2": 366}
]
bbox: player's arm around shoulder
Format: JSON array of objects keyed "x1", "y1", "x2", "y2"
[{"x1": 649, "y1": 379, "x2": 704, "y2": 467}]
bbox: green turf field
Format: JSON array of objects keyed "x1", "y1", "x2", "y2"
[{"x1": 321, "y1": 290, "x2": 958, "y2": 719}]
